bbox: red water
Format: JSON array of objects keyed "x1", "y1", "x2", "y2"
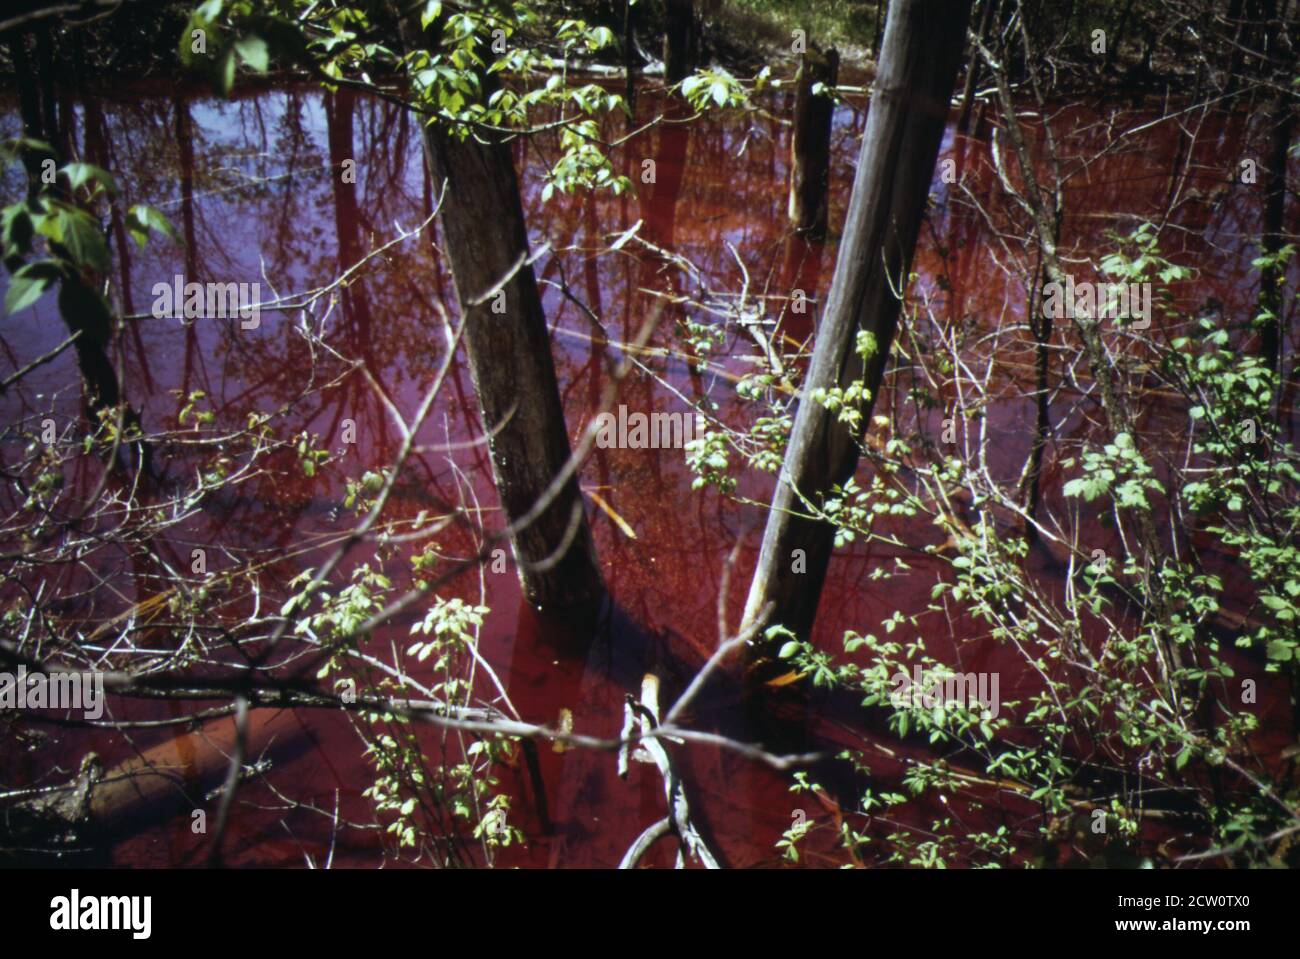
[{"x1": 1, "y1": 80, "x2": 1295, "y2": 867}]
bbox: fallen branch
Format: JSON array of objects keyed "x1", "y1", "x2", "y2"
[{"x1": 623, "y1": 674, "x2": 720, "y2": 869}]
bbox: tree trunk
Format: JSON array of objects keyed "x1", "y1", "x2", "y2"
[
  {"x1": 7, "y1": 30, "x2": 126, "y2": 424},
  {"x1": 1102, "y1": 0, "x2": 1134, "y2": 76},
  {"x1": 663, "y1": 0, "x2": 696, "y2": 84},
  {"x1": 741, "y1": 0, "x2": 971, "y2": 640},
  {"x1": 788, "y1": 47, "x2": 839, "y2": 239},
  {"x1": 1257, "y1": 96, "x2": 1294, "y2": 380},
  {"x1": 957, "y1": 0, "x2": 997, "y2": 134},
  {"x1": 623, "y1": 0, "x2": 637, "y2": 125},
  {"x1": 398, "y1": 19, "x2": 602, "y2": 611},
  {"x1": 7, "y1": 711, "x2": 312, "y2": 850},
  {"x1": 1021, "y1": 262, "x2": 1053, "y2": 543}
]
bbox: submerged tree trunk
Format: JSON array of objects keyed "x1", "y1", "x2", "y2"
[
  {"x1": 741, "y1": 0, "x2": 971, "y2": 640},
  {"x1": 425, "y1": 127, "x2": 602, "y2": 610},
  {"x1": 398, "y1": 18, "x2": 602, "y2": 611},
  {"x1": 6, "y1": 711, "x2": 313, "y2": 852},
  {"x1": 788, "y1": 47, "x2": 839, "y2": 239}
]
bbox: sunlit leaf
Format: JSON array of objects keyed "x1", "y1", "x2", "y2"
[{"x1": 4, "y1": 260, "x2": 61, "y2": 314}]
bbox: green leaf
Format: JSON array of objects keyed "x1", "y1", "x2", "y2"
[
  {"x1": 60, "y1": 162, "x2": 118, "y2": 196},
  {"x1": 48, "y1": 207, "x2": 110, "y2": 274},
  {"x1": 234, "y1": 34, "x2": 269, "y2": 72},
  {"x1": 0, "y1": 136, "x2": 54, "y2": 167},
  {"x1": 1266, "y1": 639, "x2": 1293, "y2": 661},
  {"x1": 1, "y1": 202, "x2": 34, "y2": 257},
  {"x1": 220, "y1": 48, "x2": 237, "y2": 95},
  {"x1": 4, "y1": 260, "x2": 61, "y2": 314},
  {"x1": 125, "y1": 204, "x2": 180, "y2": 249},
  {"x1": 420, "y1": 0, "x2": 443, "y2": 29}
]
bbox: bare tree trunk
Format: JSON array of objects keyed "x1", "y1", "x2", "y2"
[
  {"x1": 623, "y1": 0, "x2": 637, "y2": 125},
  {"x1": 663, "y1": 0, "x2": 696, "y2": 84},
  {"x1": 957, "y1": 0, "x2": 997, "y2": 134},
  {"x1": 1257, "y1": 95, "x2": 1294, "y2": 380},
  {"x1": 1021, "y1": 261, "x2": 1053, "y2": 543},
  {"x1": 8, "y1": 712, "x2": 312, "y2": 846},
  {"x1": 397, "y1": 18, "x2": 602, "y2": 611},
  {"x1": 741, "y1": 0, "x2": 972, "y2": 639},
  {"x1": 1102, "y1": 0, "x2": 1134, "y2": 75},
  {"x1": 326, "y1": 89, "x2": 384, "y2": 382},
  {"x1": 788, "y1": 47, "x2": 839, "y2": 239}
]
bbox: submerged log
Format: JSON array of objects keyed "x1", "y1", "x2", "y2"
[{"x1": 4, "y1": 710, "x2": 313, "y2": 854}]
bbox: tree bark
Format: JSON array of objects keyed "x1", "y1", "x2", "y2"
[
  {"x1": 623, "y1": 0, "x2": 637, "y2": 125},
  {"x1": 1102, "y1": 0, "x2": 1134, "y2": 76},
  {"x1": 788, "y1": 47, "x2": 839, "y2": 239},
  {"x1": 741, "y1": 0, "x2": 971, "y2": 640},
  {"x1": 663, "y1": 0, "x2": 696, "y2": 84},
  {"x1": 397, "y1": 17, "x2": 602, "y2": 611},
  {"x1": 957, "y1": 0, "x2": 997, "y2": 134},
  {"x1": 1257, "y1": 95, "x2": 1294, "y2": 380}
]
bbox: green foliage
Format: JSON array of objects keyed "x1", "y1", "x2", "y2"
[
  {"x1": 1164, "y1": 320, "x2": 1300, "y2": 668},
  {"x1": 294, "y1": 558, "x2": 522, "y2": 863},
  {"x1": 685, "y1": 427, "x2": 736, "y2": 493},
  {"x1": 722, "y1": 223, "x2": 1300, "y2": 867},
  {"x1": 1061, "y1": 431, "x2": 1163, "y2": 510},
  {"x1": 810, "y1": 330, "x2": 878, "y2": 433},
  {"x1": 723, "y1": 0, "x2": 882, "y2": 55},
  {"x1": 186, "y1": 0, "x2": 631, "y2": 201},
  {"x1": 0, "y1": 139, "x2": 176, "y2": 319},
  {"x1": 680, "y1": 67, "x2": 754, "y2": 111}
]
